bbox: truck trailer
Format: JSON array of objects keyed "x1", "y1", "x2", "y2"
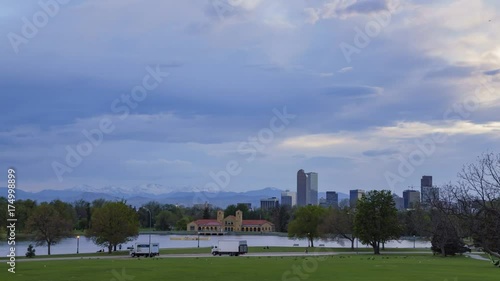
[
  {"x1": 129, "y1": 243, "x2": 160, "y2": 257},
  {"x1": 211, "y1": 240, "x2": 248, "y2": 256}
]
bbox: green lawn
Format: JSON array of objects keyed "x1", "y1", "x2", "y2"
[{"x1": 2, "y1": 255, "x2": 496, "y2": 281}]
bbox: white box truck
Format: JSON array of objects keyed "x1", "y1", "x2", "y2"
[
  {"x1": 211, "y1": 240, "x2": 248, "y2": 256},
  {"x1": 129, "y1": 243, "x2": 160, "y2": 257}
]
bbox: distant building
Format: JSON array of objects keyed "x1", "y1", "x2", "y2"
[
  {"x1": 296, "y1": 169, "x2": 318, "y2": 206},
  {"x1": 281, "y1": 190, "x2": 297, "y2": 207},
  {"x1": 319, "y1": 197, "x2": 328, "y2": 208},
  {"x1": 392, "y1": 194, "x2": 404, "y2": 210},
  {"x1": 260, "y1": 197, "x2": 279, "y2": 210},
  {"x1": 421, "y1": 176, "x2": 439, "y2": 206},
  {"x1": 403, "y1": 190, "x2": 420, "y2": 209},
  {"x1": 297, "y1": 169, "x2": 307, "y2": 206},
  {"x1": 326, "y1": 191, "x2": 339, "y2": 208},
  {"x1": 306, "y1": 172, "x2": 318, "y2": 205},
  {"x1": 237, "y1": 203, "x2": 252, "y2": 210},
  {"x1": 350, "y1": 189, "x2": 365, "y2": 208},
  {"x1": 186, "y1": 210, "x2": 274, "y2": 233}
]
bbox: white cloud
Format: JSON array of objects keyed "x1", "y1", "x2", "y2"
[{"x1": 338, "y1": 66, "x2": 353, "y2": 73}]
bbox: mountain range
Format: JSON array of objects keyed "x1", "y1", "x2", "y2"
[{"x1": 0, "y1": 184, "x2": 348, "y2": 208}]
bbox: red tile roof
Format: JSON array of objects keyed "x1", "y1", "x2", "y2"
[
  {"x1": 242, "y1": 220, "x2": 273, "y2": 226},
  {"x1": 192, "y1": 219, "x2": 221, "y2": 226}
]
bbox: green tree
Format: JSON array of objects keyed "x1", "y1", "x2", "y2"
[
  {"x1": 25, "y1": 244, "x2": 36, "y2": 258},
  {"x1": 26, "y1": 203, "x2": 73, "y2": 255},
  {"x1": 224, "y1": 204, "x2": 237, "y2": 217},
  {"x1": 16, "y1": 199, "x2": 37, "y2": 232},
  {"x1": 202, "y1": 207, "x2": 210, "y2": 219},
  {"x1": 321, "y1": 207, "x2": 356, "y2": 249},
  {"x1": 155, "y1": 210, "x2": 177, "y2": 231},
  {"x1": 51, "y1": 200, "x2": 77, "y2": 229},
  {"x1": 139, "y1": 201, "x2": 162, "y2": 228},
  {"x1": 288, "y1": 205, "x2": 326, "y2": 247},
  {"x1": 73, "y1": 199, "x2": 91, "y2": 230},
  {"x1": 176, "y1": 217, "x2": 191, "y2": 231},
  {"x1": 0, "y1": 226, "x2": 5, "y2": 240},
  {"x1": 87, "y1": 202, "x2": 139, "y2": 254},
  {"x1": 354, "y1": 190, "x2": 402, "y2": 255},
  {"x1": 271, "y1": 205, "x2": 291, "y2": 232}
]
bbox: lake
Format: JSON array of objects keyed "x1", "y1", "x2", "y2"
[{"x1": 1, "y1": 234, "x2": 431, "y2": 256}]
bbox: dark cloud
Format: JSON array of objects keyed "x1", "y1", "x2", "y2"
[
  {"x1": 344, "y1": 0, "x2": 390, "y2": 14},
  {"x1": 484, "y1": 69, "x2": 500, "y2": 76},
  {"x1": 423, "y1": 65, "x2": 474, "y2": 80},
  {"x1": 322, "y1": 85, "x2": 382, "y2": 99}
]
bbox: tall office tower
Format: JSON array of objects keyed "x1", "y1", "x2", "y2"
[
  {"x1": 421, "y1": 176, "x2": 432, "y2": 187},
  {"x1": 326, "y1": 191, "x2": 339, "y2": 208},
  {"x1": 421, "y1": 175, "x2": 439, "y2": 206},
  {"x1": 306, "y1": 172, "x2": 318, "y2": 205},
  {"x1": 392, "y1": 194, "x2": 404, "y2": 210},
  {"x1": 260, "y1": 197, "x2": 279, "y2": 211},
  {"x1": 297, "y1": 169, "x2": 307, "y2": 206},
  {"x1": 349, "y1": 189, "x2": 365, "y2": 208},
  {"x1": 281, "y1": 190, "x2": 297, "y2": 207},
  {"x1": 403, "y1": 190, "x2": 421, "y2": 209}
]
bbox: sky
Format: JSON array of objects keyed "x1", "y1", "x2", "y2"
[{"x1": 1, "y1": 0, "x2": 499, "y2": 195}]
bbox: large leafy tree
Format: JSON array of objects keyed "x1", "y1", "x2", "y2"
[
  {"x1": 73, "y1": 199, "x2": 92, "y2": 230},
  {"x1": 321, "y1": 206, "x2": 356, "y2": 249},
  {"x1": 288, "y1": 205, "x2": 326, "y2": 247},
  {"x1": 271, "y1": 205, "x2": 291, "y2": 232},
  {"x1": 354, "y1": 190, "x2": 402, "y2": 254},
  {"x1": 26, "y1": 203, "x2": 73, "y2": 255},
  {"x1": 87, "y1": 202, "x2": 139, "y2": 254},
  {"x1": 155, "y1": 210, "x2": 177, "y2": 231}
]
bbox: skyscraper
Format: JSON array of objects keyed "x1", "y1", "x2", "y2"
[
  {"x1": 297, "y1": 169, "x2": 307, "y2": 206},
  {"x1": 421, "y1": 175, "x2": 439, "y2": 206},
  {"x1": 421, "y1": 176, "x2": 432, "y2": 187},
  {"x1": 403, "y1": 190, "x2": 420, "y2": 209},
  {"x1": 306, "y1": 172, "x2": 318, "y2": 205},
  {"x1": 326, "y1": 191, "x2": 339, "y2": 208},
  {"x1": 350, "y1": 189, "x2": 365, "y2": 208},
  {"x1": 281, "y1": 190, "x2": 297, "y2": 207}
]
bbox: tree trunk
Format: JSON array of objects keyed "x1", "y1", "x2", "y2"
[
  {"x1": 310, "y1": 237, "x2": 314, "y2": 248},
  {"x1": 108, "y1": 245, "x2": 113, "y2": 254},
  {"x1": 350, "y1": 238, "x2": 355, "y2": 250},
  {"x1": 113, "y1": 244, "x2": 117, "y2": 252},
  {"x1": 48, "y1": 244, "x2": 51, "y2": 256},
  {"x1": 483, "y1": 248, "x2": 500, "y2": 259},
  {"x1": 382, "y1": 242, "x2": 385, "y2": 250},
  {"x1": 373, "y1": 243, "x2": 380, "y2": 255}
]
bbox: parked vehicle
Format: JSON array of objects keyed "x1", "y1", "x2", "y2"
[
  {"x1": 129, "y1": 243, "x2": 160, "y2": 257},
  {"x1": 211, "y1": 240, "x2": 248, "y2": 256}
]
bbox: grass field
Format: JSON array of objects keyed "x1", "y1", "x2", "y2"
[{"x1": 1, "y1": 255, "x2": 496, "y2": 281}]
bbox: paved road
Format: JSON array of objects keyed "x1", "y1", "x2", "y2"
[
  {"x1": 465, "y1": 254, "x2": 490, "y2": 261},
  {"x1": 5, "y1": 251, "x2": 439, "y2": 263}
]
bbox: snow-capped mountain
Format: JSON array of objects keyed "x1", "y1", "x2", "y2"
[{"x1": 69, "y1": 184, "x2": 200, "y2": 196}]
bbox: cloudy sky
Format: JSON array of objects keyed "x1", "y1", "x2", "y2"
[{"x1": 1, "y1": 0, "x2": 499, "y2": 195}]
